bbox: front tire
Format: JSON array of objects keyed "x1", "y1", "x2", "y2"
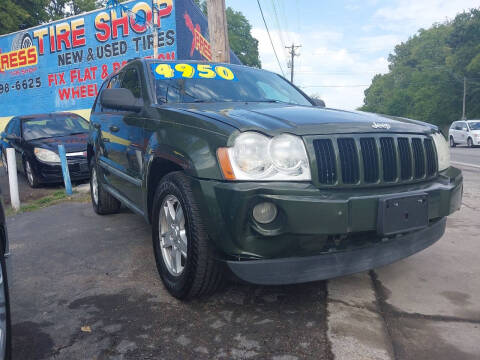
[
  {"x1": 24, "y1": 159, "x2": 39, "y2": 188},
  {"x1": 450, "y1": 136, "x2": 456, "y2": 148},
  {"x1": 90, "y1": 159, "x2": 121, "y2": 215},
  {"x1": 152, "y1": 172, "x2": 223, "y2": 300},
  {"x1": 467, "y1": 137, "x2": 474, "y2": 148}
]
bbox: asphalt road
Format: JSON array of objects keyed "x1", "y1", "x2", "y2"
[
  {"x1": 6, "y1": 164, "x2": 480, "y2": 360},
  {"x1": 450, "y1": 146, "x2": 480, "y2": 167}
]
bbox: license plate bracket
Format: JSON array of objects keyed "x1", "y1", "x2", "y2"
[{"x1": 377, "y1": 193, "x2": 429, "y2": 236}]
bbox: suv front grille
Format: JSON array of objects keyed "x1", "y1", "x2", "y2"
[{"x1": 312, "y1": 134, "x2": 437, "y2": 187}]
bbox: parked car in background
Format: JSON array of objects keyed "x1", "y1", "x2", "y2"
[
  {"x1": 88, "y1": 59, "x2": 462, "y2": 300},
  {"x1": 0, "y1": 113, "x2": 90, "y2": 188},
  {"x1": 449, "y1": 120, "x2": 480, "y2": 147},
  {"x1": 0, "y1": 190, "x2": 11, "y2": 359}
]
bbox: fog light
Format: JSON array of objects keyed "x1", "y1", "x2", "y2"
[{"x1": 252, "y1": 202, "x2": 277, "y2": 224}]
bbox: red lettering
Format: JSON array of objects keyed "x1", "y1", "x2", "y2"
[
  {"x1": 9, "y1": 52, "x2": 18, "y2": 68},
  {"x1": 70, "y1": 69, "x2": 78, "y2": 83},
  {"x1": 71, "y1": 19, "x2": 86, "y2": 48},
  {"x1": 56, "y1": 29, "x2": 71, "y2": 51},
  {"x1": 111, "y1": 11, "x2": 129, "y2": 39},
  {"x1": 48, "y1": 74, "x2": 55, "y2": 87},
  {"x1": 72, "y1": 87, "x2": 80, "y2": 99},
  {"x1": 27, "y1": 47, "x2": 37, "y2": 64},
  {"x1": 95, "y1": 20, "x2": 110, "y2": 42},
  {"x1": 58, "y1": 88, "x2": 71, "y2": 100},
  {"x1": 49, "y1": 26, "x2": 55, "y2": 53},
  {"x1": 18, "y1": 50, "x2": 27, "y2": 66}
]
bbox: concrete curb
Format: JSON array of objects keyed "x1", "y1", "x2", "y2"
[{"x1": 327, "y1": 273, "x2": 394, "y2": 360}]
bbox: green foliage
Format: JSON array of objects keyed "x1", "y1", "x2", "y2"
[
  {"x1": 0, "y1": 0, "x2": 49, "y2": 35},
  {"x1": 193, "y1": 0, "x2": 261, "y2": 68},
  {"x1": 361, "y1": 8, "x2": 480, "y2": 126}
]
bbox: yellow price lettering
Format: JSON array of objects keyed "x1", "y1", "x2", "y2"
[
  {"x1": 155, "y1": 64, "x2": 174, "y2": 78},
  {"x1": 215, "y1": 66, "x2": 235, "y2": 80},
  {"x1": 197, "y1": 64, "x2": 216, "y2": 78},
  {"x1": 175, "y1": 63, "x2": 195, "y2": 78}
]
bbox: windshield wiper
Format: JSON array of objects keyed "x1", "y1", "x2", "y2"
[{"x1": 68, "y1": 131, "x2": 88, "y2": 135}]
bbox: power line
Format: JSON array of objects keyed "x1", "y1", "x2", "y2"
[{"x1": 257, "y1": 0, "x2": 286, "y2": 77}]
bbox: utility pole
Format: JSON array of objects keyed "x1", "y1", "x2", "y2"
[
  {"x1": 153, "y1": 0, "x2": 158, "y2": 59},
  {"x1": 286, "y1": 43, "x2": 301, "y2": 83},
  {"x1": 207, "y1": 0, "x2": 230, "y2": 63},
  {"x1": 462, "y1": 76, "x2": 467, "y2": 120}
]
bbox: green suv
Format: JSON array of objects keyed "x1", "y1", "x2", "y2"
[{"x1": 88, "y1": 59, "x2": 462, "y2": 299}]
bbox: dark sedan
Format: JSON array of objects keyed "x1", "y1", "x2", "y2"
[{"x1": 1, "y1": 113, "x2": 90, "y2": 188}]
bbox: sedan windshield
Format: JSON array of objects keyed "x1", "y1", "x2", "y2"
[
  {"x1": 468, "y1": 122, "x2": 480, "y2": 130},
  {"x1": 151, "y1": 62, "x2": 312, "y2": 106},
  {"x1": 22, "y1": 115, "x2": 89, "y2": 141}
]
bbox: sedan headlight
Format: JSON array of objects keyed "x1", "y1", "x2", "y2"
[
  {"x1": 217, "y1": 132, "x2": 311, "y2": 181},
  {"x1": 34, "y1": 148, "x2": 60, "y2": 163},
  {"x1": 431, "y1": 132, "x2": 450, "y2": 171}
]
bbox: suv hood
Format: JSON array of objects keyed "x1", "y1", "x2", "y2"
[{"x1": 167, "y1": 103, "x2": 435, "y2": 136}]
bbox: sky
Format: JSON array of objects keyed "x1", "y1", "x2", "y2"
[{"x1": 225, "y1": 0, "x2": 480, "y2": 110}]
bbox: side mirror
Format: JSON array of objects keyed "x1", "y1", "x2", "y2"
[
  {"x1": 312, "y1": 98, "x2": 326, "y2": 108},
  {"x1": 100, "y1": 88, "x2": 143, "y2": 112}
]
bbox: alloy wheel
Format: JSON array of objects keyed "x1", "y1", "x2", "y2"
[
  {"x1": 159, "y1": 195, "x2": 188, "y2": 276},
  {"x1": 91, "y1": 167, "x2": 99, "y2": 205},
  {"x1": 25, "y1": 161, "x2": 34, "y2": 185}
]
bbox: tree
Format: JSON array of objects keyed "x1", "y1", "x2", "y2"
[
  {"x1": 0, "y1": 0, "x2": 49, "y2": 35},
  {"x1": 194, "y1": 0, "x2": 261, "y2": 67},
  {"x1": 361, "y1": 8, "x2": 480, "y2": 128}
]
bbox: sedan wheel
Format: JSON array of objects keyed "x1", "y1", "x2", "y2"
[
  {"x1": 91, "y1": 167, "x2": 99, "y2": 206},
  {"x1": 1, "y1": 151, "x2": 7, "y2": 175},
  {"x1": 467, "y1": 137, "x2": 474, "y2": 148},
  {"x1": 159, "y1": 195, "x2": 188, "y2": 276},
  {"x1": 24, "y1": 160, "x2": 38, "y2": 188}
]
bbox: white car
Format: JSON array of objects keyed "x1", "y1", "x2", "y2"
[{"x1": 449, "y1": 120, "x2": 480, "y2": 147}]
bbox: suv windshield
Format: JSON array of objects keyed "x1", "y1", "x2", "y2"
[
  {"x1": 22, "y1": 115, "x2": 89, "y2": 141},
  {"x1": 468, "y1": 122, "x2": 480, "y2": 130},
  {"x1": 151, "y1": 62, "x2": 312, "y2": 106}
]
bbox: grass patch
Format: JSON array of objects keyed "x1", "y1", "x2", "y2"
[{"x1": 6, "y1": 190, "x2": 91, "y2": 216}]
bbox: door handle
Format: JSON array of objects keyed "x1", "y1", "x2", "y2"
[{"x1": 109, "y1": 126, "x2": 119, "y2": 133}]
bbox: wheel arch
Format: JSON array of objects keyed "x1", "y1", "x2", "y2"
[{"x1": 145, "y1": 156, "x2": 184, "y2": 223}]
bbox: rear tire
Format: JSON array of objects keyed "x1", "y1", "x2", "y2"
[
  {"x1": 90, "y1": 158, "x2": 121, "y2": 215},
  {"x1": 152, "y1": 172, "x2": 224, "y2": 300},
  {"x1": 449, "y1": 136, "x2": 456, "y2": 148}
]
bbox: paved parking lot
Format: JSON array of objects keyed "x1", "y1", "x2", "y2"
[{"x1": 6, "y1": 155, "x2": 480, "y2": 359}]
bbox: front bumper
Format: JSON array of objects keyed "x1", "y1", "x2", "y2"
[
  {"x1": 35, "y1": 158, "x2": 89, "y2": 183},
  {"x1": 193, "y1": 167, "x2": 462, "y2": 284},
  {"x1": 227, "y1": 217, "x2": 446, "y2": 285}
]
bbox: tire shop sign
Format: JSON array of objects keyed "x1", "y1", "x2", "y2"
[{"x1": 0, "y1": 0, "x2": 238, "y2": 122}]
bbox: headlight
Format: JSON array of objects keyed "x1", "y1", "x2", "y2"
[
  {"x1": 217, "y1": 132, "x2": 311, "y2": 181},
  {"x1": 34, "y1": 148, "x2": 60, "y2": 163},
  {"x1": 431, "y1": 132, "x2": 450, "y2": 171}
]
